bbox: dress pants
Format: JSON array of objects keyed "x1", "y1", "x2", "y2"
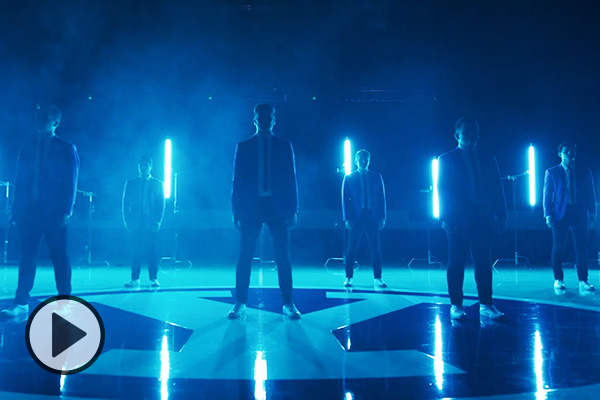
[
  {"x1": 235, "y1": 197, "x2": 293, "y2": 304},
  {"x1": 131, "y1": 229, "x2": 159, "y2": 281},
  {"x1": 15, "y1": 212, "x2": 72, "y2": 305},
  {"x1": 446, "y1": 221, "x2": 494, "y2": 306},
  {"x1": 345, "y1": 209, "x2": 382, "y2": 279},
  {"x1": 551, "y1": 205, "x2": 589, "y2": 282}
]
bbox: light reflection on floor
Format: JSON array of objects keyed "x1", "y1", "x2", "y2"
[{"x1": 0, "y1": 264, "x2": 599, "y2": 399}]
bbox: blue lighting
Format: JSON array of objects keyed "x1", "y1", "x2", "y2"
[
  {"x1": 433, "y1": 315, "x2": 444, "y2": 391},
  {"x1": 345, "y1": 392, "x2": 354, "y2": 400},
  {"x1": 528, "y1": 144, "x2": 536, "y2": 207},
  {"x1": 160, "y1": 334, "x2": 170, "y2": 400},
  {"x1": 432, "y1": 158, "x2": 440, "y2": 219},
  {"x1": 534, "y1": 330, "x2": 548, "y2": 400},
  {"x1": 254, "y1": 351, "x2": 268, "y2": 400},
  {"x1": 164, "y1": 139, "x2": 172, "y2": 199},
  {"x1": 344, "y1": 138, "x2": 352, "y2": 176}
]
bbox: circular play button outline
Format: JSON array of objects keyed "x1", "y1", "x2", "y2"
[{"x1": 25, "y1": 295, "x2": 105, "y2": 375}]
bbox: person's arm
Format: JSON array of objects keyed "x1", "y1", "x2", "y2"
[
  {"x1": 154, "y1": 180, "x2": 166, "y2": 230},
  {"x1": 543, "y1": 169, "x2": 555, "y2": 227},
  {"x1": 285, "y1": 142, "x2": 299, "y2": 229},
  {"x1": 10, "y1": 150, "x2": 24, "y2": 225},
  {"x1": 587, "y1": 167, "x2": 596, "y2": 221},
  {"x1": 231, "y1": 144, "x2": 242, "y2": 228},
  {"x1": 122, "y1": 180, "x2": 131, "y2": 231},
  {"x1": 59, "y1": 144, "x2": 80, "y2": 226},
  {"x1": 379, "y1": 174, "x2": 386, "y2": 229}
]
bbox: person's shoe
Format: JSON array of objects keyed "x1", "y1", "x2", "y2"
[
  {"x1": 479, "y1": 304, "x2": 505, "y2": 320},
  {"x1": 374, "y1": 278, "x2": 388, "y2": 288},
  {"x1": 124, "y1": 279, "x2": 141, "y2": 289},
  {"x1": 343, "y1": 277, "x2": 353, "y2": 288},
  {"x1": 579, "y1": 281, "x2": 595, "y2": 292},
  {"x1": 1, "y1": 304, "x2": 29, "y2": 318},
  {"x1": 553, "y1": 280, "x2": 566, "y2": 290},
  {"x1": 150, "y1": 279, "x2": 160, "y2": 288},
  {"x1": 450, "y1": 305, "x2": 467, "y2": 320},
  {"x1": 282, "y1": 303, "x2": 301, "y2": 319},
  {"x1": 228, "y1": 303, "x2": 246, "y2": 319}
]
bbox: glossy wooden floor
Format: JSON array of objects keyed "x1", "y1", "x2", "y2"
[{"x1": 1, "y1": 262, "x2": 599, "y2": 399}]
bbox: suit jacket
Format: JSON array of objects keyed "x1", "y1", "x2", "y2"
[
  {"x1": 232, "y1": 134, "x2": 298, "y2": 221},
  {"x1": 342, "y1": 170, "x2": 386, "y2": 223},
  {"x1": 438, "y1": 147, "x2": 506, "y2": 227},
  {"x1": 122, "y1": 177, "x2": 166, "y2": 230},
  {"x1": 543, "y1": 164, "x2": 596, "y2": 220},
  {"x1": 12, "y1": 135, "x2": 80, "y2": 221}
]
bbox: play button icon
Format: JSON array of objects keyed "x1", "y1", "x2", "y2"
[
  {"x1": 26, "y1": 295, "x2": 105, "y2": 375},
  {"x1": 52, "y1": 312, "x2": 87, "y2": 357}
]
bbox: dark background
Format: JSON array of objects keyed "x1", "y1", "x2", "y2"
[{"x1": 1, "y1": 0, "x2": 598, "y2": 265}]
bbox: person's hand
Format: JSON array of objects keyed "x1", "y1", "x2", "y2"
[
  {"x1": 546, "y1": 216, "x2": 555, "y2": 229},
  {"x1": 345, "y1": 220, "x2": 353, "y2": 230},
  {"x1": 285, "y1": 214, "x2": 297, "y2": 230},
  {"x1": 58, "y1": 214, "x2": 70, "y2": 228},
  {"x1": 378, "y1": 220, "x2": 386, "y2": 230},
  {"x1": 442, "y1": 221, "x2": 457, "y2": 234},
  {"x1": 233, "y1": 216, "x2": 241, "y2": 230}
]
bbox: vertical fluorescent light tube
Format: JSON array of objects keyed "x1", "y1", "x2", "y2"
[
  {"x1": 432, "y1": 158, "x2": 440, "y2": 219},
  {"x1": 528, "y1": 144, "x2": 536, "y2": 207},
  {"x1": 164, "y1": 139, "x2": 172, "y2": 199},
  {"x1": 344, "y1": 138, "x2": 352, "y2": 176}
]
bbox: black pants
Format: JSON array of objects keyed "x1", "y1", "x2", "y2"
[
  {"x1": 446, "y1": 222, "x2": 494, "y2": 306},
  {"x1": 345, "y1": 210, "x2": 382, "y2": 279},
  {"x1": 551, "y1": 205, "x2": 589, "y2": 282},
  {"x1": 15, "y1": 216, "x2": 72, "y2": 305},
  {"x1": 131, "y1": 229, "x2": 159, "y2": 281},
  {"x1": 235, "y1": 198, "x2": 293, "y2": 304}
]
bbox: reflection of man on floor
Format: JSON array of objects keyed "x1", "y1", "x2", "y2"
[
  {"x1": 342, "y1": 149, "x2": 387, "y2": 290},
  {"x1": 122, "y1": 155, "x2": 165, "y2": 289},
  {"x1": 229, "y1": 104, "x2": 301, "y2": 319},
  {"x1": 543, "y1": 141, "x2": 596, "y2": 292},
  {"x1": 2, "y1": 104, "x2": 80, "y2": 318}
]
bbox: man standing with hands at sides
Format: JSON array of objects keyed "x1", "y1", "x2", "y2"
[
  {"x1": 438, "y1": 116, "x2": 507, "y2": 321},
  {"x1": 1, "y1": 104, "x2": 79, "y2": 318},
  {"x1": 122, "y1": 155, "x2": 165, "y2": 289},
  {"x1": 230, "y1": 104, "x2": 301, "y2": 319},
  {"x1": 543, "y1": 141, "x2": 596, "y2": 293},
  {"x1": 342, "y1": 149, "x2": 387, "y2": 290}
]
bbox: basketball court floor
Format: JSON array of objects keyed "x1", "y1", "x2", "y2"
[{"x1": 1, "y1": 262, "x2": 599, "y2": 399}]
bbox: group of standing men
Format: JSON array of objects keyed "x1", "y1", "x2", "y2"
[{"x1": 1, "y1": 104, "x2": 596, "y2": 322}]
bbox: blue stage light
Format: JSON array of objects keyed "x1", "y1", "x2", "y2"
[
  {"x1": 432, "y1": 158, "x2": 440, "y2": 219},
  {"x1": 344, "y1": 138, "x2": 352, "y2": 176},
  {"x1": 528, "y1": 144, "x2": 536, "y2": 207},
  {"x1": 164, "y1": 139, "x2": 172, "y2": 199}
]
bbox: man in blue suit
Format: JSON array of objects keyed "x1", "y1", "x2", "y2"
[
  {"x1": 2, "y1": 104, "x2": 79, "y2": 318},
  {"x1": 229, "y1": 104, "x2": 300, "y2": 319},
  {"x1": 342, "y1": 149, "x2": 387, "y2": 289},
  {"x1": 543, "y1": 141, "x2": 596, "y2": 292},
  {"x1": 438, "y1": 116, "x2": 506, "y2": 321}
]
